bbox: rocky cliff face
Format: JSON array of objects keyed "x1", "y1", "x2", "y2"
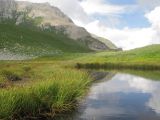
[
  {"x1": 91, "y1": 34, "x2": 122, "y2": 51},
  {"x1": 17, "y1": 2, "x2": 73, "y2": 26},
  {"x1": 0, "y1": 0, "x2": 17, "y2": 20},
  {"x1": 16, "y1": 1, "x2": 108, "y2": 51}
]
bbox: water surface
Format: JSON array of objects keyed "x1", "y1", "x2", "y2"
[{"x1": 57, "y1": 71, "x2": 160, "y2": 120}]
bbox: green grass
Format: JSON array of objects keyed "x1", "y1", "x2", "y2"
[
  {"x1": 32, "y1": 44, "x2": 160, "y2": 70},
  {"x1": 0, "y1": 23, "x2": 91, "y2": 57},
  {"x1": 0, "y1": 44, "x2": 160, "y2": 119},
  {"x1": 0, "y1": 63, "x2": 91, "y2": 119},
  {"x1": 0, "y1": 22, "x2": 160, "y2": 119},
  {"x1": 74, "y1": 44, "x2": 160, "y2": 70}
]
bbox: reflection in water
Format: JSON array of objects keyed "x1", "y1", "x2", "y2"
[
  {"x1": 89, "y1": 70, "x2": 116, "y2": 81},
  {"x1": 56, "y1": 71, "x2": 160, "y2": 120}
]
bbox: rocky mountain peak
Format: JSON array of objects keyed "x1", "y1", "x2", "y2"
[
  {"x1": 17, "y1": 1, "x2": 74, "y2": 26},
  {"x1": 0, "y1": 0, "x2": 117, "y2": 51},
  {"x1": 16, "y1": 1, "x2": 110, "y2": 51}
]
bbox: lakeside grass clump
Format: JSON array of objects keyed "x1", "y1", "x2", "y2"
[
  {"x1": 0, "y1": 63, "x2": 91, "y2": 119},
  {"x1": 75, "y1": 62, "x2": 160, "y2": 70}
]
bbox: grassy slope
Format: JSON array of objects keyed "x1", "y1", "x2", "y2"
[
  {"x1": 33, "y1": 44, "x2": 160, "y2": 70},
  {"x1": 0, "y1": 23, "x2": 91, "y2": 56},
  {"x1": 74, "y1": 44, "x2": 160, "y2": 69},
  {"x1": 36, "y1": 44, "x2": 160, "y2": 62}
]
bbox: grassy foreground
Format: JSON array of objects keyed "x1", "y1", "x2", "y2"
[
  {"x1": 0, "y1": 44, "x2": 160, "y2": 119},
  {"x1": 0, "y1": 62, "x2": 90, "y2": 119}
]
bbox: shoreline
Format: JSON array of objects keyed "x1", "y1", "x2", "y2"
[{"x1": 76, "y1": 62, "x2": 160, "y2": 70}]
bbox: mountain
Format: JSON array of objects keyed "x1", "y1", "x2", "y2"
[
  {"x1": 16, "y1": 1, "x2": 109, "y2": 51},
  {"x1": 91, "y1": 34, "x2": 122, "y2": 51},
  {"x1": 0, "y1": 23, "x2": 92, "y2": 60},
  {"x1": 0, "y1": 0, "x2": 117, "y2": 59}
]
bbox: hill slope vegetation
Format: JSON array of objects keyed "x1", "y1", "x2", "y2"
[
  {"x1": 74, "y1": 44, "x2": 160, "y2": 70},
  {"x1": 0, "y1": 23, "x2": 91, "y2": 59}
]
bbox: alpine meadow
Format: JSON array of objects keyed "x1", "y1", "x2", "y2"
[{"x1": 0, "y1": 0, "x2": 160, "y2": 119}]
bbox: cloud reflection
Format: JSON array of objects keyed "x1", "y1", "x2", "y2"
[{"x1": 84, "y1": 73, "x2": 160, "y2": 119}]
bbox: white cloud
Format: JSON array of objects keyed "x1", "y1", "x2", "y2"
[
  {"x1": 137, "y1": 0, "x2": 160, "y2": 9},
  {"x1": 145, "y1": 6, "x2": 160, "y2": 37},
  {"x1": 16, "y1": 0, "x2": 47, "y2": 3},
  {"x1": 85, "y1": 20, "x2": 157, "y2": 50},
  {"x1": 84, "y1": 6, "x2": 160, "y2": 50},
  {"x1": 51, "y1": 0, "x2": 90, "y2": 25},
  {"x1": 80, "y1": 0, "x2": 126, "y2": 15}
]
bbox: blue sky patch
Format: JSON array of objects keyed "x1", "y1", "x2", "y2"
[{"x1": 106, "y1": 0, "x2": 137, "y2": 5}]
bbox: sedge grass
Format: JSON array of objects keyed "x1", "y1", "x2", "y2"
[{"x1": 0, "y1": 63, "x2": 91, "y2": 119}]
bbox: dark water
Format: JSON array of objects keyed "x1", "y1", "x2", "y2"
[{"x1": 57, "y1": 71, "x2": 160, "y2": 120}]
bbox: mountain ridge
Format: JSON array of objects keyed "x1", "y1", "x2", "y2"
[
  {"x1": 16, "y1": 1, "x2": 111, "y2": 51},
  {"x1": 0, "y1": 0, "x2": 119, "y2": 60}
]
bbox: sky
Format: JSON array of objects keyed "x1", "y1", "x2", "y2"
[{"x1": 16, "y1": 0, "x2": 160, "y2": 50}]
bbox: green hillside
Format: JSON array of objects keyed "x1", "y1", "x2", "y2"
[
  {"x1": 102, "y1": 44, "x2": 160, "y2": 63},
  {"x1": 36, "y1": 44, "x2": 160, "y2": 64},
  {"x1": 0, "y1": 23, "x2": 91, "y2": 57},
  {"x1": 74, "y1": 44, "x2": 160, "y2": 70}
]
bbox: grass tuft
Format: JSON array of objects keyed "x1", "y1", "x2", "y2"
[
  {"x1": 0, "y1": 63, "x2": 91, "y2": 119},
  {"x1": 2, "y1": 70, "x2": 22, "y2": 81}
]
